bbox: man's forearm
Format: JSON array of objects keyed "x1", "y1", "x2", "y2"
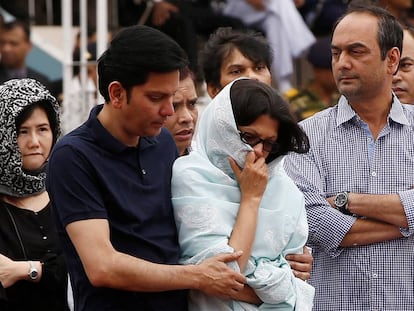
[
  {"x1": 348, "y1": 193, "x2": 408, "y2": 228},
  {"x1": 341, "y1": 218, "x2": 402, "y2": 247}
]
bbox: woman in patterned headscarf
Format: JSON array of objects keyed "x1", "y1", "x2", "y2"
[{"x1": 0, "y1": 79, "x2": 69, "y2": 310}]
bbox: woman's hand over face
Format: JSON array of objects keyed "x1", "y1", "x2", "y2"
[{"x1": 229, "y1": 151, "x2": 268, "y2": 201}]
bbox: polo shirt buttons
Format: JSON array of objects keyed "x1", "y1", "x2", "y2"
[{"x1": 141, "y1": 169, "x2": 146, "y2": 175}]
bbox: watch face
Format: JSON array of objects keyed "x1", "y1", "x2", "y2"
[
  {"x1": 28, "y1": 261, "x2": 39, "y2": 280},
  {"x1": 334, "y1": 193, "x2": 348, "y2": 208},
  {"x1": 30, "y1": 270, "x2": 38, "y2": 279}
]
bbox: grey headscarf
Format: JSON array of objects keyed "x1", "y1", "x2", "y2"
[{"x1": 0, "y1": 78, "x2": 61, "y2": 197}]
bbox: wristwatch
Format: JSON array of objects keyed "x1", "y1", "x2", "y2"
[
  {"x1": 333, "y1": 192, "x2": 352, "y2": 215},
  {"x1": 28, "y1": 261, "x2": 39, "y2": 281}
]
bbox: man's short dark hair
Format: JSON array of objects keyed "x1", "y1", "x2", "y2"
[
  {"x1": 179, "y1": 66, "x2": 195, "y2": 82},
  {"x1": 333, "y1": 1, "x2": 403, "y2": 60},
  {"x1": 97, "y1": 25, "x2": 189, "y2": 101},
  {"x1": 199, "y1": 27, "x2": 273, "y2": 90},
  {"x1": 3, "y1": 20, "x2": 31, "y2": 41}
]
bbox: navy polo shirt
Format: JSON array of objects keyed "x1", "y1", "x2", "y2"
[{"x1": 46, "y1": 105, "x2": 187, "y2": 311}]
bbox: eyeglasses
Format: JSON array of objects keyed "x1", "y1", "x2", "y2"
[{"x1": 238, "y1": 131, "x2": 279, "y2": 153}]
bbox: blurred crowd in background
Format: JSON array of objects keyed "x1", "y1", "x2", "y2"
[{"x1": 0, "y1": 0, "x2": 413, "y2": 130}]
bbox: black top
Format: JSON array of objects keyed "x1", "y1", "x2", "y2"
[{"x1": 0, "y1": 201, "x2": 69, "y2": 311}]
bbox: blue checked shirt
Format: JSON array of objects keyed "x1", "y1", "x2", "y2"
[{"x1": 284, "y1": 95, "x2": 414, "y2": 311}]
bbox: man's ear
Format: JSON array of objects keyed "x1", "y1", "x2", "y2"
[
  {"x1": 108, "y1": 81, "x2": 124, "y2": 108},
  {"x1": 206, "y1": 83, "x2": 220, "y2": 99},
  {"x1": 388, "y1": 46, "x2": 401, "y2": 75}
]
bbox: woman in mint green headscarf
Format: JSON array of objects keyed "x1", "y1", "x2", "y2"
[{"x1": 172, "y1": 78, "x2": 314, "y2": 311}]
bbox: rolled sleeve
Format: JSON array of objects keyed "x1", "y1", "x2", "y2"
[
  {"x1": 285, "y1": 149, "x2": 356, "y2": 257},
  {"x1": 397, "y1": 189, "x2": 414, "y2": 236}
]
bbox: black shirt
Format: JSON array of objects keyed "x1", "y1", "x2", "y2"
[{"x1": 0, "y1": 201, "x2": 69, "y2": 311}]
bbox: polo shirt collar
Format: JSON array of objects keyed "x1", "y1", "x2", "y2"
[{"x1": 87, "y1": 104, "x2": 159, "y2": 154}]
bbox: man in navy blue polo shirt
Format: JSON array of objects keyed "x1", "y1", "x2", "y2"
[{"x1": 46, "y1": 25, "x2": 246, "y2": 311}]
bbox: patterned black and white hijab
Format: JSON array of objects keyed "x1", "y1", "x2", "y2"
[{"x1": 0, "y1": 78, "x2": 60, "y2": 197}]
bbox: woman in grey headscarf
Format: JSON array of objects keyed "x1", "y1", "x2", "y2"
[{"x1": 0, "y1": 79, "x2": 69, "y2": 310}]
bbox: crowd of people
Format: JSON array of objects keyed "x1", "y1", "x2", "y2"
[{"x1": 1, "y1": 1, "x2": 414, "y2": 311}]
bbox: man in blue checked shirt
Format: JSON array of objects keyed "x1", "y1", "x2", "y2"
[{"x1": 285, "y1": 3, "x2": 414, "y2": 311}]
